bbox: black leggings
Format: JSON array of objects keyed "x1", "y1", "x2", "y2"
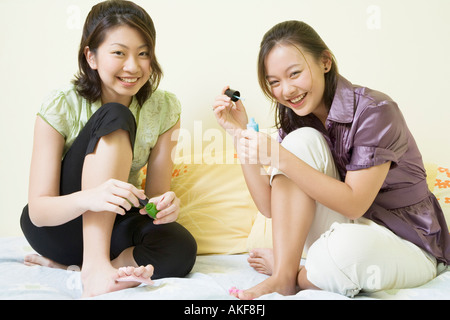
[{"x1": 20, "y1": 103, "x2": 197, "y2": 279}]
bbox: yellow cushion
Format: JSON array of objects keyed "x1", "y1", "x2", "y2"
[{"x1": 169, "y1": 154, "x2": 257, "y2": 255}]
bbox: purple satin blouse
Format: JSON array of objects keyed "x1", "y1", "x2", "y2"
[{"x1": 282, "y1": 75, "x2": 450, "y2": 264}]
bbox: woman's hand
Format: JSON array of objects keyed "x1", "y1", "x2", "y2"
[
  {"x1": 238, "y1": 130, "x2": 280, "y2": 167},
  {"x1": 140, "y1": 191, "x2": 180, "y2": 225},
  {"x1": 212, "y1": 86, "x2": 248, "y2": 134},
  {"x1": 83, "y1": 178, "x2": 146, "y2": 215}
]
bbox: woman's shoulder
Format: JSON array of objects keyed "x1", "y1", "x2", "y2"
[
  {"x1": 141, "y1": 89, "x2": 181, "y2": 114},
  {"x1": 146, "y1": 89, "x2": 180, "y2": 105},
  {"x1": 138, "y1": 89, "x2": 181, "y2": 135},
  {"x1": 352, "y1": 83, "x2": 395, "y2": 108},
  {"x1": 40, "y1": 85, "x2": 86, "y2": 113},
  {"x1": 37, "y1": 85, "x2": 87, "y2": 139}
]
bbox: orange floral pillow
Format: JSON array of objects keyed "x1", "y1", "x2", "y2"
[
  {"x1": 429, "y1": 165, "x2": 450, "y2": 231},
  {"x1": 434, "y1": 166, "x2": 450, "y2": 202}
]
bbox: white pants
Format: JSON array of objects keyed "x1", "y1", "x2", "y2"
[{"x1": 270, "y1": 127, "x2": 437, "y2": 297}]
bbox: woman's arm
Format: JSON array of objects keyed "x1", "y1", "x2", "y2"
[
  {"x1": 277, "y1": 145, "x2": 390, "y2": 220},
  {"x1": 28, "y1": 116, "x2": 87, "y2": 226},
  {"x1": 239, "y1": 131, "x2": 390, "y2": 220},
  {"x1": 213, "y1": 88, "x2": 272, "y2": 217},
  {"x1": 234, "y1": 131, "x2": 273, "y2": 217},
  {"x1": 240, "y1": 163, "x2": 273, "y2": 217},
  {"x1": 28, "y1": 116, "x2": 145, "y2": 227}
]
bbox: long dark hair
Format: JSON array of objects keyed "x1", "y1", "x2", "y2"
[
  {"x1": 72, "y1": 0, "x2": 162, "y2": 106},
  {"x1": 257, "y1": 20, "x2": 339, "y2": 134}
]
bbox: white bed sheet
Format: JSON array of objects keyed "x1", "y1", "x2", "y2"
[{"x1": 0, "y1": 236, "x2": 448, "y2": 300}]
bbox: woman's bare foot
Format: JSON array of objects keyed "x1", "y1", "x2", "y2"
[
  {"x1": 230, "y1": 275, "x2": 297, "y2": 300},
  {"x1": 24, "y1": 254, "x2": 68, "y2": 270},
  {"x1": 117, "y1": 265, "x2": 154, "y2": 285},
  {"x1": 247, "y1": 248, "x2": 274, "y2": 275},
  {"x1": 24, "y1": 250, "x2": 154, "y2": 297},
  {"x1": 81, "y1": 263, "x2": 154, "y2": 298}
]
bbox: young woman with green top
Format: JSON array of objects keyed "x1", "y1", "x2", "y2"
[{"x1": 20, "y1": 0, "x2": 197, "y2": 298}]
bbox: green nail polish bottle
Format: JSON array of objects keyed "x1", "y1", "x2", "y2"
[{"x1": 145, "y1": 202, "x2": 159, "y2": 219}]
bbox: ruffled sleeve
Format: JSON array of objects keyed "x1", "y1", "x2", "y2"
[
  {"x1": 37, "y1": 89, "x2": 74, "y2": 140},
  {"x1": 347, "y1": 100, "x2": 408, "y2": 171},
  {"x1": 37, "y1": 87, "x2": 91, "y2": 158}
]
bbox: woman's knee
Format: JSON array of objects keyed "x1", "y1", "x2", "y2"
[
  {"x1": 161, "y1": 223, "x2": 197, "y2": 277},
  {"x1": 96, "y1": 103, "x2": 135, "y2": 124},
  {"x1": 171, "y1": 224, "x2": 197, "y2": 275},
  {"x1": 280, "y1": 127, "x2": 337, "y2": 176},
  {"x1": 133, "y1": 222, "x2": 197, "y2": 278},
  {"x1": 87, "y1": 103, "x2": 137, "y2": 153}
]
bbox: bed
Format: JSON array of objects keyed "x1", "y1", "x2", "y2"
[{"x1": 1, "y1": 151, "x2": 449, "y2": 300}]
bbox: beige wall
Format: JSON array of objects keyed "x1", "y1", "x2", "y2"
[{"x1": 1, "y1": 0, "x2": 449, "y2": 236}]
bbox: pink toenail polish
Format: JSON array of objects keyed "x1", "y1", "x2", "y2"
[{"x1": 228, "y1": 287, "x2": 236, "y2": 294}]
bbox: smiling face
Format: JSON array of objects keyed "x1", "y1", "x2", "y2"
[
  {"x1": 265, "y1": 44, "x2": 331, "y2": 124},
  {"x1": 84, "y1": 24, "x2": 152, "y2": 107}
]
